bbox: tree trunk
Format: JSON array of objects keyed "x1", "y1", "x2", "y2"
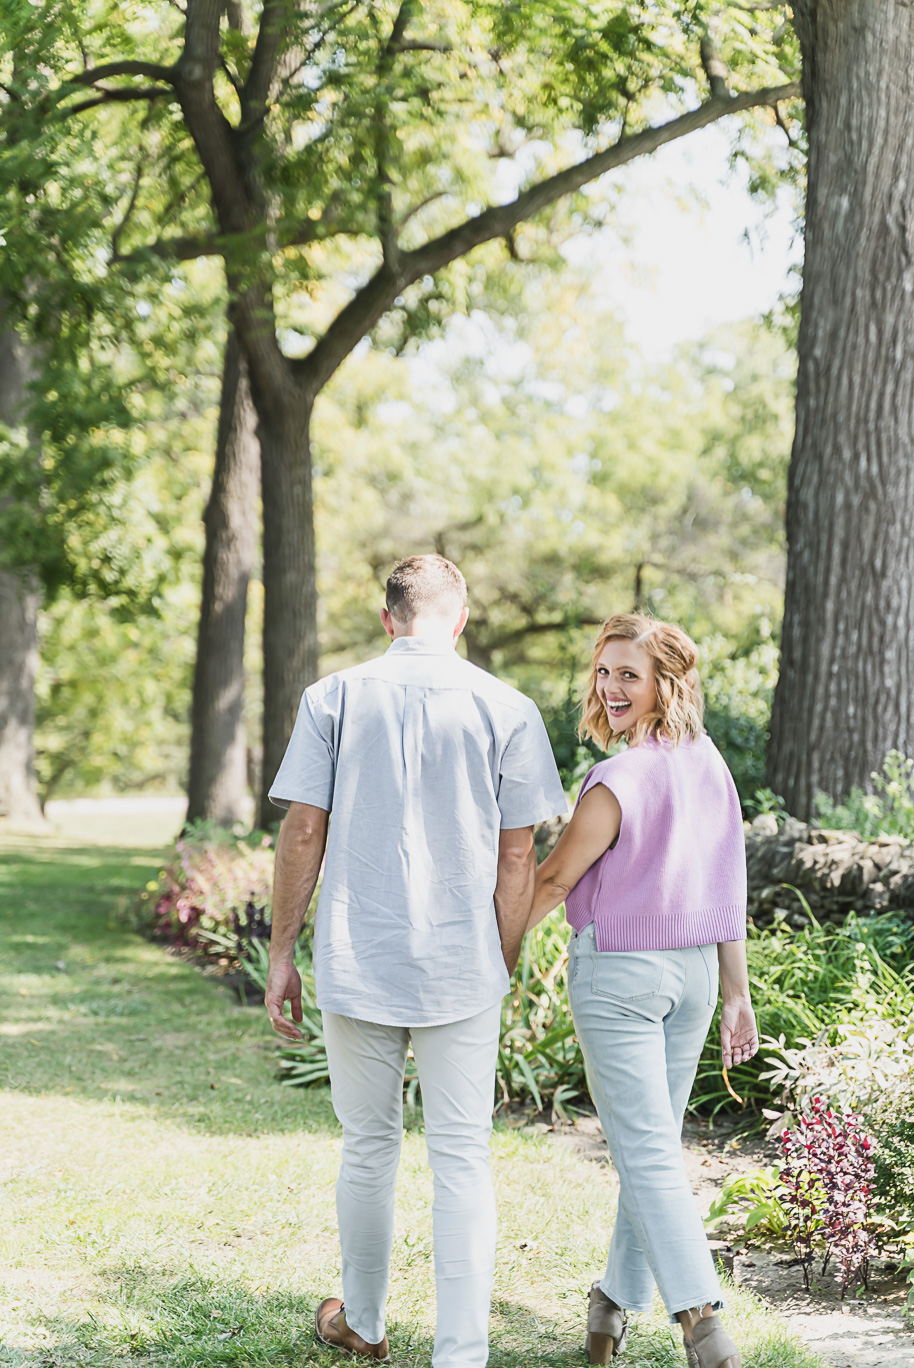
[
  {"x1": 256, "y1": 387, "x2": 318, "y2": 828},
  {"x1": 0, "y1": 566, "x2": 42, "y2": 824},
  {"x1": 186, "y1": 326, "x2": 260, "y2": 826},
  {"x1": 0, "y1": 314, "x2": 44, "y2": 826},
  {"x1": 768, "y1": 1, "x2": 914, "y2": 820}
]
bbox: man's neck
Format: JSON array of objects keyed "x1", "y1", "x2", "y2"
[{"x1": 390, "y1": 619, "x2": 458, "y2": 647}]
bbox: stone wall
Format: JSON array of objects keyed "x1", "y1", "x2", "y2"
[{"x1": 746, "y1": 815, "x2": 914, "y2": 929}]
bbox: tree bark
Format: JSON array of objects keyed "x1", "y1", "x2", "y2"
[
  {"x1": 0, "y1": 311, "x2": 44, "y2": 826},
  {"x1": 768, "y1": 1, "x2": 914, "y2": 819},
  {"x1": 186, "y1": 325, "x2": 260, "y2": 826},
  {"x1": 256, "y1": 385, "x2": 317, "y2": 829}
]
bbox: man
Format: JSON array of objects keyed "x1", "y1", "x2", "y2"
[{"x1": 265, "y1": 554, "x2": 566, "y2": 1368}]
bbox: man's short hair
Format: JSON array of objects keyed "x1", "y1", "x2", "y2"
[{"x1": 385, "y1": 555, "x2": 467, "y2": 623}]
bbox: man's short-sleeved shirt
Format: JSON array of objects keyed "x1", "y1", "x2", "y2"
[{"x1": 269, "y1": 636, "x2": 567, "y2": 1027}]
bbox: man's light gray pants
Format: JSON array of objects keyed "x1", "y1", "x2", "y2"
[
  {"x1": 568, "y1": 923, "x2": 724, "y2": 1319},
  {"x1": 322, "y1": 1003, "x2": 502, "y2": 1368}
]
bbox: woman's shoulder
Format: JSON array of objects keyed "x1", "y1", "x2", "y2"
[{"x1": 580, "y1": 744, "x2": 658, "y2": 792}]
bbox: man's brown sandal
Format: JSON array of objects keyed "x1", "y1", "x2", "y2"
[
  {"x1": 584, "y1": 1282, "x2": 628, "y2": 1362},
  {"x1": 315, "y1": 1297, "x2": 390, "y2": 1362},
  {"x1": 681, "y1": 1312, "x2": 740, "y2": 1368}
]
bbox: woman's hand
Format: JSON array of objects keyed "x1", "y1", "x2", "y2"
[{"x1": 720, "y1": 995, "x2": 758, "y2": 1069}]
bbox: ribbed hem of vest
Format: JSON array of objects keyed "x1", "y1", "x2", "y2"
[{"x1": 587, "y1": 906, "x2": 747, "y2": 952}]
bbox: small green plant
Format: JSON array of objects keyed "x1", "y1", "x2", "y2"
[
  {"x1": 704, "y1": 1167, "x2": 789, "y2": 1237},
  {"x1": 814, "y1": 750, "x2": 914, "y2": 840},
  {"x1": 745, "y1": 786, "x2": 789, "y2": 822},
  {"x1": 899, "y1": 1240, "x2": 914, "y2": 1316}
]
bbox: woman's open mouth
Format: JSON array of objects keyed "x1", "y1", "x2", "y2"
[{"x1": 607, "y1": 698, "x2": 632, "y2": 718}]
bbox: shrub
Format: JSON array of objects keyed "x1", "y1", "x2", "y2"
[
  {"x1": 761, "y1": 1018, "x2": 913, "y2": 1115},
  {"x1": 691, "y1": 912, "x2": 914, "y2": 1117},
  {"x1": 779, "y1": 1100, "x2": 876, "y2": 1297},
  {"x1": 139, "y1": 822, "x2": 276, "y2": 951},
  {"x1": 863, "y1": 1082, "x2": 914, "y2": 1234},
  {"x1": 814, "y1": 750, "x2": 914, "y2": 841}
]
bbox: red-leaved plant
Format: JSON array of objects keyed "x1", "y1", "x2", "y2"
[
  {"x1": 780, "y1": 1096, "x2": 876, "y2": 1296},
  {"x1": 144, "y1": 825, "x2": 274, "y2": 952}
]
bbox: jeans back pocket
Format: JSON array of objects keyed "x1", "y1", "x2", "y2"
[{"x1": 591, "y1": 948, "x2": 665, "y2": 1003}]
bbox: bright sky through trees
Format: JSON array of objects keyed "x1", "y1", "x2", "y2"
[{"x1": 563, "y1": 123, "x2": 800, "y2": 357}]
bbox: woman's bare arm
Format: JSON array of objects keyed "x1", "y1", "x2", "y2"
[
  {"x1": 718, "y1": 939, "x2": 759, "y2": 1068},
  {"x1": 527, "y1": 784, "x2": 621, "y2": 931}
]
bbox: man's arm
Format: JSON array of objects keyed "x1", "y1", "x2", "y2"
[
  {"x1": 265, "y1": 801, "x2": 329, "y2": 1040},
  {"x1": 494, "y1": 825, "x2": 536, "y2": 976}
]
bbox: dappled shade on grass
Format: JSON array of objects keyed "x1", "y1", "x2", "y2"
[{"x1": 0, "y1": 836, "x2": 826, "y2": 1368}]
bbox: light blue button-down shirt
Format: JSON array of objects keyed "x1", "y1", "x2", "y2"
[{"x1": 269, "y1": 637, "x2": 567, "y2": 1026}]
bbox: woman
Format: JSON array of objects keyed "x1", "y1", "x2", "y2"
[{"x1": 529, "y1": 615, "x2": 757, "y2": 1368}]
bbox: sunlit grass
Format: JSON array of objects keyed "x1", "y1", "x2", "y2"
[{"x1": 0, "y1": 834, "x2": 825, "y2": 1367}]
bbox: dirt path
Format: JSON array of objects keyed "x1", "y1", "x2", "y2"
[{"x1": 549, "y1": 1115, "x2": 914, "y2": 1368}]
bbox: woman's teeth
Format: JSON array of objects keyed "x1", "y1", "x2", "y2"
[{"x1": 608, "y1": 700, "x2": 630, "y2": 714}]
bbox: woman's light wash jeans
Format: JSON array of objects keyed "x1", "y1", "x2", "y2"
[
  {"x1": 568, "y1": 923, "x2": 723, "y2": 1319},
  {"x1": 322, "y1": 1003, "x2": 501, "y2": 1368}
]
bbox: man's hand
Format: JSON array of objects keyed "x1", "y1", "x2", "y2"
[
  {"x1": 265, "y1": 959, "x2": 305, "y2": 1040},
  {"x1": 720, "y1": 995, "x2": 758, "y2": 1069},
  {"x1": 264, "y1": 802, "x2": 328, "y2": 1041},
  {"x1": 494, "y1": 826, "x2": 536, "y2": 975}
]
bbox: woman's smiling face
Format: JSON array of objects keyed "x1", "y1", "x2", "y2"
[{"x1": 595, "y1": 638, "x2": 658, "y2": 734}]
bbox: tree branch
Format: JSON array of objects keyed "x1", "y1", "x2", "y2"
[
  {"x1": 241, "y1": 0, "x2": 291, "y2": 121},
  {"x1": 305, "y1": 80, "x2": 802, "y2": 390},
  {"x1": 477, "y1": 615, "x2": 607, "y2": 653},
  {"x1": 63, "y1": 85, "x2": 174, "y2": 116},
  {"x1": 700, "y1": 31, "x2": 730, "y2": 99},
  {"x1": 69, "y1": 60, "x2": 178, "y2": 85},
  {"x1": 111, "y1": 160, "x2": 145, "y2": 260},
  {"x1": 396, "y1": 39, "x2": 450, "y2": 53}
]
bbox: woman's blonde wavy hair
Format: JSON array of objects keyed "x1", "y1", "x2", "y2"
[{"x1": 580, "y1": 613, "x2": 704, "y2": 751}]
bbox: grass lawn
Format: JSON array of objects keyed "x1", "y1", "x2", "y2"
[{"x1": 0, "y1": 831, "x2": 825, "y2": 1368}]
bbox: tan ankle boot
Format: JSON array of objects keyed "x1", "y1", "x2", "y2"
[
  {"x1": 677, "y1": 1306, "x2": 740, "y2": 1368},
  {"x1": 584, "y1": 1282, "x2": 628, "y2": 1362}
]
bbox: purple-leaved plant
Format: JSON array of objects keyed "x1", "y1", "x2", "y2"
[{"x1": 780, "y1": 1096, "x2": 876, "y2": 1296}]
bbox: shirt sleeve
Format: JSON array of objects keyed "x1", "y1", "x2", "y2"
[
  {"x1": 497, "y1": 702, "x2": 568, "y2": 828},
  {"x1": 268, "y1": 684, "x2": 336, "y2": 812}
]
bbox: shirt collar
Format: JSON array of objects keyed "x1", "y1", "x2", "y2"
[{"x1": 386, "y1": 636, "x2": 458, "y2": 657}]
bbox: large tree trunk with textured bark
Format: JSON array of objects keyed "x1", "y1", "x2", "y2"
[
  {"x1": 0, "y1": 313, "x2": 44, "y2": 826},
  {"x1": 768, "y1": 1, "x2": 914, "y2": 820},
  {"x1": 186, "y1": 326, "x2": 260, "y2": 826},
  {"x1": 255, "y1": 387, "x2": 318, "y2": 829}
]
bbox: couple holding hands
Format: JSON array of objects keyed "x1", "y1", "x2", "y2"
[{"x1": 265, "y1": 555, "x2": 757, "y2": 1368}]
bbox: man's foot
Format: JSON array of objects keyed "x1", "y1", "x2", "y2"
[
  {"x1": 584, "y1": 1282, "x2": 628, "y2": 1362},
  {"x1": 315, "y1": 1297, "x2": 390, "y2": 1361}
]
